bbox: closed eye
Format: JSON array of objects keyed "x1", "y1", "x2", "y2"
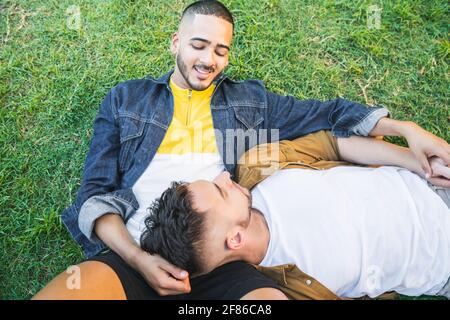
[
  {"x1": 191, "y1": 45, "x2": 226, "y2": 57},
  {"x1": 213, "y1": 182, "x2": 226, "y2": 199}
]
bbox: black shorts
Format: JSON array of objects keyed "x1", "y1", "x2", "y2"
[{"x1": 87, "y1": 250, "x2": 279, "y2": 300}]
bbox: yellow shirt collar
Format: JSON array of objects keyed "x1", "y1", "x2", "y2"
[{"x1": 169, "y1": 76, "x2": 215, "y2": 99}]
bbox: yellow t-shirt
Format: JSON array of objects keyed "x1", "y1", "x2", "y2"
[{"x1": 157, "y1": 78, "x2": 218, "y2": 154}]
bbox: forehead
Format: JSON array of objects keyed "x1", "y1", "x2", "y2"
[
  {"x1": 188, "y1": 180, "x2": 220, "y2": 213},
  {"x1": 179, "y1": 14, "x2": 233, "y2": 45}
]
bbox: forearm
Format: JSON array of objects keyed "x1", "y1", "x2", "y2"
[
  {"x1": 337, "y1": 135, "x2": 424, "y2": 177},
  {"x1": 368, "y1": 117, "x2": 416, "y2": 137},
  {"x1": 94, "y1": 213, "x2": 142, "y2": 270}
]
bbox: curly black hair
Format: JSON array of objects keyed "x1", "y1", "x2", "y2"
[{"x1": 140, "y1": 181, "x2": 206, "y2": 275}]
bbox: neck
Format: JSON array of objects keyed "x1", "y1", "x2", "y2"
[
  {"x1": 238, "y1": 208, "x2": 270, "y2": 265},
  {"x1": 170, "y1": 68, "x2": 190, "y2": 90}
]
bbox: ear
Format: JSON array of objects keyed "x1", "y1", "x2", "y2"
[
  {"x1": 226, "y1": 229, "x2": 244, "y2": 251},
  {"x1": 170, "y1": 32, "x2": 179, "y2": 55}
]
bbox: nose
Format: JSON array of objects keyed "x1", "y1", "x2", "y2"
[
  {"x1": 213, "y1": 171, "x2": 232, "y2": 187},
  {"x1": 199, "y1": 49, "x2": 215, "y2": 68}
]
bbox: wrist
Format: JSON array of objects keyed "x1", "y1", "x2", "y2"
[
  {"x1": 404, "y1": 149, "x2": 426, "y2": 178},
  {"x1": 396, "y1": 121, "x2": 419, "y2": 139},
  {"x1": 125, "y1": 245, "x2": 147, "y2": 270}
]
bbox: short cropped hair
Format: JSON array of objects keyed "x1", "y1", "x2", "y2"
[{"x1": 181, "y1": 0, "x2": 234, "y2": 27}]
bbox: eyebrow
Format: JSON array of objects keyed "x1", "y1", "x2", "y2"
[
  {"x1": 213, "y1": 182, "x2": 226, "y2": 199},
  {"x1": 190, "y1": 37, "x2": 230, "y2": 51}
]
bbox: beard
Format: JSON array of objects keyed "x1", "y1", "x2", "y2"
[
  {"x1": 176, "y1": 52, "x2": 218, "y2": 91},
  {"x1": 233, "y1": 181, "x2": 252, "y2": 228}
]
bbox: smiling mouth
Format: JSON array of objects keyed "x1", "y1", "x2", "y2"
[{"x1": 194, "y1": 65, "x2": 213, "y2": 75}]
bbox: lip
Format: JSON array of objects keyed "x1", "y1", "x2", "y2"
[
  {"x1": 233, "y1": 181, "x2": 249, "y2": 197},
  {"x1": 193, "y1": 66, "x2": 211, "y2": 80}
]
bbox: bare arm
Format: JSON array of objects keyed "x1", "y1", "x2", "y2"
[
  {"x1": 240, "y1": 288, "x2": 289, "y2": 300},
  {"x1": 94, "y1": 214, "x2": 141, "y2": 264},
  {"x1": 369, "y1": 118, "x2": 450, "y2": 176},
  {"x1": 337, "y1": 135, "x2": 423, "y2": 175},
  {"x1": 337, "y1": 136, "x2": 450, "y2": 187},
  {"x1": 94, "y1": 214, "x2": 191, "y2": 295}
]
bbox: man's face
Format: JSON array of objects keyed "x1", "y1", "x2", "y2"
[
  {"x1": 189, "y1": 171, "x2": 252, "y2": 227},
  {"x1": 187, "y1": 171, "x2": 252, "y2": 271},
  {"x1": 170, "y1": 14, "x2": 233, "y2": 90}
]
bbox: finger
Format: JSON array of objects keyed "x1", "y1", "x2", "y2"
[
  {"x1": 444, "y1": 147, "x2": 450, "y2": 164},
  {"x1": 160, "y1": 262, "x2": 189, "y2": 280},
  {"x1": 435, "y1": 147, "x2": 450, "y2": 165},
  {"x1": 428, "y1": 177, "x2": 450, "y2": 188},
  {"x1": 181, "y1": 276, "x2": 191, "y2": 289},
  {"x1": 432, "y1": 162, "x2": 450, "y2": 179},
  {"x1": 159, "y1": 276, "x2": 191, "y2": 295},
  {"x1": 158, "y1": 287, "x2": 191, "y2": 296},
  {"x1": 417, "y1": 154, "x2": 432, "y2": 178},
  {"x1": 160, "y1": 275, "x2": 191, "y2": 293}
]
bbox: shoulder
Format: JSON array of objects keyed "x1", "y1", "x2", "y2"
[
  {"x1": 112, "y1": 77, "x2": 162, "y2": 97},
  {"x1": 240, "y1": 287, "x2": 289, "y2": 300},
  {"x1": 108, "y1": 76, "x2": 168, "y2": 113}
]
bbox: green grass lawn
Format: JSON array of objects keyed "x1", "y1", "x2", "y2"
[{"x1": 0, "y1": 0, "x2": 448, "y2": 300}]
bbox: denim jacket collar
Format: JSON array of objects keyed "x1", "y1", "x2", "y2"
[{"x1": 148, "y1": 69, "x2": 229, "y2": 88}]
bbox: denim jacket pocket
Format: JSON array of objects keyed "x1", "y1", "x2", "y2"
[
  {"x1": 118, "y1": 114, "x2": 146, "y2": 172},
  {"x1": 233, "y1": 106, "x2": 264, "y2": 130}
]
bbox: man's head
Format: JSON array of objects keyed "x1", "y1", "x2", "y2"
[
  {"x1": 140, "y1": 171, "x2": 252, "y2": 276},
  {"x1": 170, "y1": 1, "x2": 234, "y2": 91}
]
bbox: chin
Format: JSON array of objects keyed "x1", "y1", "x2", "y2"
[{"x1": 189, "y1": 79, "x2": 213, "y2": 91}]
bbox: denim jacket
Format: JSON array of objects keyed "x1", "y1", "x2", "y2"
[{"x1": 61, "y1": 70, "x2": 389, "y2": 258}]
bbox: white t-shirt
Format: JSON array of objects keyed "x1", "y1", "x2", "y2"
[
  {"x1": 126, "y1": 153, "x2": 224, "y2": 244},
  {"x1": 253, "y1": 166, "x2": 450, "y2": 298}
]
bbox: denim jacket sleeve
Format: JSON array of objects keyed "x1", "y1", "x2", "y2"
[
  {"x1": 266, "y1": 91, "x2": 390, "y2": 141},
  {"x1": 61, "y1": 87, "x2": 139, "y2": 255}
]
